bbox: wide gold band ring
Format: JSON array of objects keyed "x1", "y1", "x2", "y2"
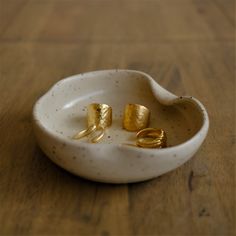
[
  {"x1": 73, "y1": 103, "x2": 112, "y2": 143},
  {"x1": 136, "y1": 128, "x2": 167, "y2": 148},
  {"x1": 123, "y1": 104, "x2": 150, "y2": 131}
]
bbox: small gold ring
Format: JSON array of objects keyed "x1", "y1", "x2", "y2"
[
  {"x1": 136, "y1": 128, "x2": 167, "y2": 148},
  {"x1": 89, "y1": 127, "x2": 105, "y2": 143},
  {"x1": 87, "y1": 103, "x2": 112, "y2": 129},
  {"x1": 73, "y1": 124, "x2": 96, "y2": 139},
  {"x1": 73, "y1": 103, "x2": 112, "y2": 143},
  {"x1": 123, "y1": 104, "x2": 150, "y2": 131}
]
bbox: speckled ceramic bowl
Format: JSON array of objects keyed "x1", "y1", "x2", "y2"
[{"x1": 33, "y1": 69, "x2": 209, "y2": 183}]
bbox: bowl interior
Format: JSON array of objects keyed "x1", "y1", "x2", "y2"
[{"x1": 36, "y1": 71, "x2": 203, "y2": 147}]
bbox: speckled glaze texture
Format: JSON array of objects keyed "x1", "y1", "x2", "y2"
[{"x1": 33, "y1": 69, "x2": 209, "y2": 183}]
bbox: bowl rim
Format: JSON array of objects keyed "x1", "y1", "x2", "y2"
[{"x1": 33, "y1": 69, "x2": 209, "y2": 153}]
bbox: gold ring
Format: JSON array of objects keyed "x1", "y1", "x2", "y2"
[
  {"x1": 136, "y1": 128, "x2": 167, "y2": 148},
  {"x1": 89, "y1": 127, "x2": 105, "y2": 143},
  {"x1": 123, "y1": 104, "x2": 150, "y2": 131},
  {"x1": 73, "y1": 103, "x2": 112, "y2": 143},
  {"x1": 73, "y1": 124, "x2": 97, "y2": 139}
]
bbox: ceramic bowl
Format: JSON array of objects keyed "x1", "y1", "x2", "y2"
[{"x1": 33, "y1": 69, "x2": 209, "y2": 183}]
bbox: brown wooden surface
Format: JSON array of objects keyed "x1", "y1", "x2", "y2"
[{"x1": 0, "y1": 0, "x2": 235, "y2": 235}]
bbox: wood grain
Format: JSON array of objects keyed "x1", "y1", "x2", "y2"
[{"x1": 0, "y1": 0, "x2": 235, "y2": 235}]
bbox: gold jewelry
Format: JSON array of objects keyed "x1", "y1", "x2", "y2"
[
  {"x1": 136, "y1": 128, "x2": 167, "y2": 148},
  {"x1": 73, "y1": 124, "x2": 97, "y2": 139},
  {"x1": 73, "y1": 103, "x2": 112, "y2": 143},
  {"x1": 123, "y1": 104, "x2": 150, "y2": 131}
]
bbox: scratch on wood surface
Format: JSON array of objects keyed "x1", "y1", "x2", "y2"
[
  {"x1": 188, "y1": 170, "x2": 194, "y2": 192},
  {"x1": 198, "y1": 208, "x2": 210, "y2": 217}
]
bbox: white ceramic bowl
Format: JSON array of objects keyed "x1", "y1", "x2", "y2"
[{"x1": 33, "y1": 70, "x2": 209, "y2": 183}]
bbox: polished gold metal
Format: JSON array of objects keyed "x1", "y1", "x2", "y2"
[
  {"x1": 123, "y1": 104, "x2": 150, "y2": 131},
  {"x1": 136, "y1": 128, "x2": 167, "y2": 148},
  {"x1": 73, "y1": 124, "x2": 96, "y2": 139},
  {"x1": 87, "y1": 103, "x2": 112, "y2": 129},
  {"x1": 89, "y1": 128, "x2": 106, "y2": 143},
  {"x1": 73, "y1": 103, "x2": 112, "y2": 143}
]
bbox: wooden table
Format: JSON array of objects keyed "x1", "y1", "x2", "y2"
[{"x1": 0, "y1": 0, "x2": 235, "y2": 235}]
